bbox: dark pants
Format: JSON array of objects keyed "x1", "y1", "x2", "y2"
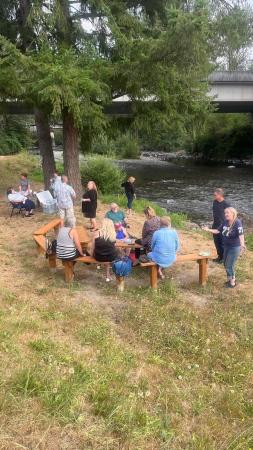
[
  {"x1": 135, "y1": 238, "x2": 148, "y2": 259},
  {"x1": 213, "y1": 233, "x2": 224, "y2": 260},
  {"x1": 126, "y1": 193, "x2": 134, "y2": 209},
  {"x1": 24, "y1": 199, "x2": 35, "y2": 212}
]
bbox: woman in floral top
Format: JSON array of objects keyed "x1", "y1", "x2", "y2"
[{"x1": 135, "y1": 206, "x2": 161, "y2": 258}]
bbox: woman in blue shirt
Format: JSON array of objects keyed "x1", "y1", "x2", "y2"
[
  {"x1": 203, "y1": 207, "x2": 246, "y2": 288},
  {"x1": 148, "y1": 216, "x2": 180, "y2": 279}
]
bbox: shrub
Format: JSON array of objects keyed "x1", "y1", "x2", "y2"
[
  {"x1": 114, "y1": 133, "x2": 140, "y2": 159},
  {"x1": 0, "y1": 116, "x2": 33, "y2": 155},
  {"x1": 90, "y1": 133, "x2": 116, "y2": 157},
  {"x1": 89, "y1": 132, "x2": 140, "y2": 159},
  {"x1": 81, "y1": 156, "x2": 125, "y2": 194},
  {"x1": 192, "y1": 113, "x2": 253, "y2": 160}
]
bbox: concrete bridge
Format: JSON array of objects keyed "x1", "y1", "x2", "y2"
[{"x1": 2, "y1": 71, "x2": 253, "y2": 116}]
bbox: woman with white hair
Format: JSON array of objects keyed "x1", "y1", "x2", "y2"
[
  {"x1": 121, "y1": 176, "x2": 136, "y2": 215},
  {"x1": 203, "y1": 207, "x2": 245, "y2": 288},
  {"x1": 91, "y1": 218, "x2": 119, "y2": 282},
  {"x1": 148, "y1": 216, "x2": 180, "y2": 280}
]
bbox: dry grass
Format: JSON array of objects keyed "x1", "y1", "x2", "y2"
[{"x1": 0, "y1": 154, "x2": 252, "y2": 449}]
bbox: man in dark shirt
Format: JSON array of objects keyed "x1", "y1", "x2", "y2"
[{"x1": 212, "y1": 188, "x2": 230, "y2": 262}]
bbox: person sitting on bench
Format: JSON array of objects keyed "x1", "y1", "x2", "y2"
[
  {"x1": 91, "y1": 218, "x2": 119, "y2": 282},
  {"x1": 7, "y1": 187, "x2": 35, "y2": 217},
  {"x1": 56, "y1": 221, "x2": 85, "y2": 261},
  {"x1": 105, "y1": 203, "x2": 128, "y2": 227},
  {"x1": 147, "y1": 216, "x2": 180, "y2": 280},
  {"x1": 19, "y1": 173, "x2": 31, "y2": 196},
  {"x1": 135, "y1": 206, "x2": 160, "y2": 258}
]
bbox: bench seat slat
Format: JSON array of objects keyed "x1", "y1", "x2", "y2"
[{"x1": 140, "y1": 253, "x2": 216, "y2": 267}]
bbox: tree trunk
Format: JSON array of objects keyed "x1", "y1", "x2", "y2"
[
  {"x1": 62, "y1": 108, "x2": 83, "y2": 198},
  {"x1": 34, "y1": 108, "x2": 56, "y2": 190}
]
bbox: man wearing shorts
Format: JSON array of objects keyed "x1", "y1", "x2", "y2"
[{"x1": 54, "y1": 175, "x2": 76, "y2": 227}]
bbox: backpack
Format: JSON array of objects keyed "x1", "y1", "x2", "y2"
[
  {"x1": 112, "y1": 256, "x2": 132, "y2": 277},
  {"x1": 46, "y1": 238, "x2": 57, "y2": 258}
]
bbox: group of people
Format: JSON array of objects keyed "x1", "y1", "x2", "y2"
[
  {"x1": 7, "y1": 170, "x2": 245, "y2": 288},
  {"x1": 56, "y1": 182, "x2": 246, "y2": 288},
  {"x1": 203, "y1": 188, "x2": 245, "y2": 289},
  {"x1": 51, "y1": 172, "x2": 136, "y2": 232},
  {"x1": 7, "y1": 173, "x2": 36, "y2": 217},
  {"x1": 56, "y1": 201, "x2": 179, "y2": 281}
]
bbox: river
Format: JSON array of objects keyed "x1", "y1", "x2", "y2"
[{"x1": 118, "y1": 158, "x2": 253, "y2": 223}]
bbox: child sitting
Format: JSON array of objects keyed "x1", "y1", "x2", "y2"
[{"x1": 115, "y1": 223, "x2": 128, "y2": 240}]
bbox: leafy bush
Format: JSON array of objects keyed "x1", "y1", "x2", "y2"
[
  {"x1": 101, "y1": 194, "x2": 187, "y2": 228},
  {"x1": 114, "y1": 133, "x2": 140, "y2": 159},
  {"x1": 81, "y1": 156, "x2": 125, "y2": 194},
  {"x1": 89, "y1": 132, "x2": 140, "y2": 159},
  {"x1": 90, "y1": 133, "x2": 116, "y2": 157},
  {"x1": 0, "y1": 116, "x2": 33, "y2": 155},
  {"x1": 192, "y1": 113, "x2": 253, "y2": 160}
]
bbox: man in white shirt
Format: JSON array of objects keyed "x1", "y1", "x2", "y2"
[
  {"x1": 54, "y1": 175, "x2": 76, "y2": 227},
  {"x1": 7, "y1": 187, "x2": 35, "y2": 217}
]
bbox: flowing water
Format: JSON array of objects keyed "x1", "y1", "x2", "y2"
[{"x1": 118, "y1": 158, "x2": 253, "y2": 223}]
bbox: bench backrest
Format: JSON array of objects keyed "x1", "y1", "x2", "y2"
[{"x1": 34, "y1": 218, "x2": 62, "y2": 236}]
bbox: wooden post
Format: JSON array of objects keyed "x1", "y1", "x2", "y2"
[
  {"x1": 54, "y1": 224, "x2": 60, "y2": 235},
  {"x1": 48, "y1": 254, "x2": 57, "y2": 269},
  {"x1": 116, "y1": 276, "x2": 125, "y2": 292},
  {"x1": 198, "y1": 259, "x2": 208, "y2": 285},
  {"x1": 150, "y1": 265, "x2": 158, "y2": 289},
  {"x1": 63, "y1": 261, "x2": 74, "y2": 282}
]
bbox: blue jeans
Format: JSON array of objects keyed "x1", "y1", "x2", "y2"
[
  {"x1": 126, "y1": 193, "x2": 134, "y2": 209},
  {"x1": 223, "y1": 246, "x2": 241, "y2": 278}
]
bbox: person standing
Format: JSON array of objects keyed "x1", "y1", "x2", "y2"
[
  {"x1": 19, "y1": 173, "x2": 31, "y2": 196},
  {"x1": 203, "y1": 207, "x2": 245, "y2": 288},
  {"x1": 54, "y1": 175, "x2": 76, "y2": 227},
  {"x1": 50, "y1": 171, "x2": 62, "y2": 197},
  {"x1": 82, "y1": 181, "x2": 98, "y2": 231},
  {"x1": 212, "y1": 188, "x2": 230, "y2": 263},
  {"x1": 121, "y1": 176, "x2": 136, "y2": 215}
]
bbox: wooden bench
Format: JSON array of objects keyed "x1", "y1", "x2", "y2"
[{"x1": 140, "y1": 253, "x2": 215, "y2": 289}]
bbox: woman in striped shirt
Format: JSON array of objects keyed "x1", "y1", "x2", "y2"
[{"x1": 56, "y1": 222, "x2": 84, "y2": 261}]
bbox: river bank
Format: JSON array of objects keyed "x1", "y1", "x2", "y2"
[{"x1": 141, "y1": 150, "x2": 253, "y2": 167}]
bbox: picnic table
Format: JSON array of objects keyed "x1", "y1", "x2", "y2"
[{"x1": 33, "y1": 218, "x2": 216, "y2": 290}]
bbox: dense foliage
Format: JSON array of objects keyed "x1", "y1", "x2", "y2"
[
  {"x1": 192, "y1": 113, "x2": 253, "y2": 160},
  {"x1": 0, "y1": 116, "x2": 33, "y2": 155},
  {"x1": 81, "y1": 156, "x2": 125, "y2": 194}
]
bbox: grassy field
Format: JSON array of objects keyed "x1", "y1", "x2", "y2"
[{"x1": 0, "y1": 154, "x2": 252, "y2": 449}]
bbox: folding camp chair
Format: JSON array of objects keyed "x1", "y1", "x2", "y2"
[{"x1": 9, "y1": 202, "x2": 26, "y2": 218}]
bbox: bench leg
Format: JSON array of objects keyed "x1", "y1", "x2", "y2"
[
  {"x1": 116, "y1": 276, "x2": 125, "y2": 292},
  {"x1": 150, "y1": 265, "x2": 158, "y2": 289},
  {"x1": 63, "y1": 261, "x2": 74, "y2": 282},
  {"x1": 198, "y1": 259, "x2": 208, "y2": 285},
  {"x1": 48, "y1": 254, "x2": 57, "y2": 269}
]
